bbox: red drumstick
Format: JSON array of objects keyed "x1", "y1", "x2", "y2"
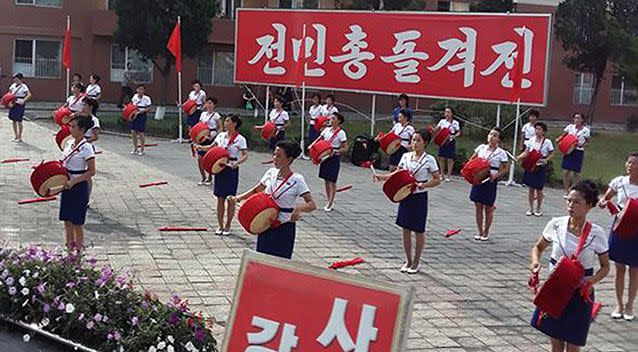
[
  {"x1": 329, "y1": 257, "x2": 364, "y2": 270},
  {"x1": 158, "y1": 227, "x2": 208, "y2": 232},
  {"x1": 17, "y1": 196, "x2": 57, "y2": 205},
  {"x1": 445, "y1": 228, "x2": 462, "y2": 238},
  {"x1": 143, "y1": 143, "x2": 158, "y2": 147},
  {"x1": 2, "y1": 158, "x2": 30, "y2": 164},
  {"x1": 606, "y1": 202, "x2": 620, "y2": 215},
  {"x1": 591, "y1": 302, "x2": 602, "y2": 320},
  {"x1": 139, "y1": 181, "x2": 168, "y2": 188},
  {"x1": 336, "y1": 184, "x2": 353, "y2": 193}
]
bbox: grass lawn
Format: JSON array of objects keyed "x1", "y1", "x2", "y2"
[{"x1": 98, "y1": 112, "x2": 635, "y2": 187}]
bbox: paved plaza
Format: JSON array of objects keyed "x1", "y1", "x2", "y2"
[{"x1": 0, "y1": 114, "x2": 636, "y2": 351}]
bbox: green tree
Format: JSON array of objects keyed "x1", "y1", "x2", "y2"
[
  {"x1": 610, "y1": 0, "x2": 638, "y2": 85},
  {"x1": 470, "y1": 0, "x2": 513, "y2": 13},
  {"x1": 112, "y1": 0, "x2": 216, "y2": 104},
  {"x1": 340, "y1": 0, "x2": 425, "y2": 11}
]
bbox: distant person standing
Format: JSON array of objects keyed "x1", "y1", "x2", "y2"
[
  {"x1": 118, "y1": 62, "x2": 135, "y2": 108},
  {"x1": 6, "y1": 73, "x2": 32, "y2": 142},
  {"x1": 85, "y1": 74, "x2": 102, "y2": 116}
]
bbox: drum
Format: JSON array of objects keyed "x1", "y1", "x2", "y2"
[
  {"x1": 461, "y1": 158, "x2": 491, "y2": 185},
  {"x1": 30, "y1": 161, "x2": 70, "y2": 197},
  {"x1": 55, "y1": 126, "x2": 73, "y2": 151},
  {"x1": 522, "y1": 149, "x2": 543, "y2": 172},
  {"x1": 259, "y1": 121, "x2": 277, "y2": 140},
  {"x1": 122, "y1": 103, "x2": 138, "y2": 121},
  {"x1": 189, "y1": 122, "x2": 210, "y2": 144},
  {"x1": 558, "y1": 134, "x2": 578, "y2": 155},
  {"x1": 182, "y1": 100, "x2": 198, "y2": 116},
  {"x1": 1, "y1": 93, "x2": 16, "y2": 108},
  {"x1": 533, "y1": 256, "x2": 585, "y2": 318},
  {"x1": 53, "y1": 107, "x2": 73, "y2": 125},
  {"x1": 310, "y1": 140, "x2": 333, "y2": 165},
  {"x1": 433, "y1": 127, "x2": 451, "y2": 147},
  {"x1": 382, "y1": 169, "x2": 416, "y2": 203},
  {"x1": 238, "y1": 192, "x2": 280, "y2": 235},
  {"x1": 379, "y1": 132, "x2": 401, "y2": 155},
  {"x1": 201, "y1": 147, "x2": 230, "y2": 175},
  {"x1": 314, "y1": 115, "x2": 330, "y2": 132},
  {"x1": 613, "y1": 198, "x2": 638, "y2": 238}
]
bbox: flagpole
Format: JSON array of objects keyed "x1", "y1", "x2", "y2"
[
  {"x1": 177, "y1": 16, "x2": 184, "y2": 143},
  {"x1": 506, "y1": 99, "x2": 521, "y2": 186},
  {"x1": 370, "y1": 94, "x2": 376, "y2": 136},
  {"x1": 65, "y1": 15, "x2": 70, "y2": 98},
  {"x1": 300, "y1": 24, "x2": 307, "y2": 159},
  {"x1": 265, "y1": 86, "x2": 270, "y2": 124}
]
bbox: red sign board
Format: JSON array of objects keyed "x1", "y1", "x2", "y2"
[
  {"x1": 223, "y1": 251, "x2": 414, "y2": 351},
  {"x1": 235, "y1": 9, "x2": 552, "y2": 106}
]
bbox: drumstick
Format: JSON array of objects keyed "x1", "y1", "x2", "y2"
[
  {"x1": 94, "y1": 151, "x2": 103, "y2": 155},
  {"x1": 328, "y1": 257, "x2": 364, "y2": 270},
  {"x1": 591, "y1": 302, "x2": 602, "y2": 320},
  {"x1": 369, "y1": 164, "x2": 377, "y2": 175},
  {"x1": 336, "y1": 184, "x2": 353, "y2": 193},
  {"x1": 444, "y1": 228, "x2": 462, "y2": 238},
  {"x1": 261, "y1": 160, "x2": 274, "y2": 165},
  {"x1": 606, "y1": 202, "x2": 620, "y2": 215},
  {"x1": 481, "y1": 177, "x2": 492, "y2": 184},
  {"x1": 143, "y1": 143, "x2": 158, "y2": 147},
  {"x1": 17, "y1": 196, "x2": 57, "y2": 205},
  {"x1": 2, "y1": 158, "x2": 30, "y2": 164},
  {"x1": 158, "y1": 227, "x2": 208, "y2": 232},
  {"x1": 47, "y1": 185, "x2": 65, "y2": 196},
  {"x1": 139, "y1": 181, "x2": 168, "y2": 188}
]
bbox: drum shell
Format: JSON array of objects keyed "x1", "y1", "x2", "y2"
[
  {"x1": 613, "y1": 198, "x2": 638, "y2": 238},
  {"x1": 55, "y1": 126, "x2": 73, "y2": 151},
  {"x1": 260, "y1": 121, "x2": 277, "y2": 140},
  {"x1": 238, "y1": 192, "x2": 280, "y2": 234},
  {"x1": 202, "y1": 146, "x2": 230, "y2": 174},
  {"x1": 522, "y1": 149, "x2": 543, "y2": 172},
  {"x1": 310, "y1": 140, "x2": 333, "y2": 165},
  {"x1": 122, "y1": 103, "x2": 138, "y2": 121},
  {"x1": 433, "y1": 127, "x2": 451, "y2": 147},
  {"x1": 382, "y1": 169, "x2": 416, "y2": 203},
  {"x1": 1, "y1": 93, "x2": 16, "y2": 108},
  {"x1": 189, "y1": 122, "x2": 211, "y2": 144},
  {"x1": 461, "y1": 158, "x2": 491, "y2": 185},
  {"x1": 379, "y1": 132, "x2": 401, "y2": 155},
  {"x1": 182, "y1": 100, "x2": 198, "y2": 116},
  {"x1": 53, "y1": 107, "x2": 73, "y2": 125},
  {"x1": 30, "y1": 161, "x2": 70, "y2": 197},
  {"x1": 533, "y1": 257, "x2": 585, "y2": 318},
  {"x1": 558, "y1": 134, "x2": 578, "y2": 155},
  {"x1": 314, "y1": 116, "x2": 330, "y2": 132}
]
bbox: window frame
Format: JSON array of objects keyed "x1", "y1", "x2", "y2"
[
  {"x1": 12, "y1": 38, "x2": 61, "y2": 79},
  {"x1": 197, "y1": 50, "x2": 235, "y2": 87},
  {"x1": 573, "y1": 72, "x2": 595, "y2": 105},
  {"x1": 15, "y1": 0, "x2": 63, "y2": 8},
  {"x1": 610, "y1": 76, "x2": 638, "y2": 107},
  {"x1": 109, "y1": 44, "x2": 154, "y2": 84}
]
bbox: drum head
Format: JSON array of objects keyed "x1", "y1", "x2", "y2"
[
  {"x1": 194, "y1": 130, "x2": 209, "y2": 144},
  {"x1": 250, "y1": 208, "x2": 278, "y2": 234},
  {"x1": 317, "y1": 150, "x2": 332, "y2": 164},
  {"x1": 393, "y1": 184, "x2": 414, "y2": 202},
  {"x1": 475, "y1": 169, "x2": 490, "y2": 184},
  {"x1": 211, "y1": 158, "x2": 229, "y2": 174},
  {"x1": 385, "y1": 140, "x2": 401, "y2": 155},
  {"x1": 39, "y1": 174, "x2": 69, "y2": 197}
]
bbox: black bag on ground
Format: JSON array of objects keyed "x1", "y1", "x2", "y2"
[{"x1": 350, "y1": 134, "x2": 380, "y2": 167}]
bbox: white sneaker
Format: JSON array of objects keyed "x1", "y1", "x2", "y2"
[
  {"x1": 203, "y1": 181, "x2": 212, "y2": 186},
  {"x1": 526, "y1": 210, "x2": 533, "y2": 216},
  {"x1": 533, "y1": 210, "x2": 543, "y2": 217},
  {"x1": 323, "y1": 204, "x2": 333, "y2": 212},
  {"x1": 445, "y1": 177, "x2": 451, "y2": 182},
  {"x1": 406, "y1": 265, "x2": 420, "y2": 274},
  {"x1": 197, "y1": 181, "x2": 206, "y2": 186},
  {"x1": 130, "y1": 149, "x2": 138, "y2": 155},
  {"x1": 400, "y1": 262, "x2": 410, "y2": 273},
  {"x1": 301, "y1": 155, "x2": 311, "y2": 160},
  {"x1": 137, "y1": 150, "x2": 145, "y2": 156}
]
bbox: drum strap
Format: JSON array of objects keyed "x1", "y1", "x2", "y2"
[
  {"x1": 225, "y1": 132, "x2": 239, "y2": 150},
  {"x1": 410, "y1": 153, "x2": 429, "y2": 176},
  {"x1": 61, "y1": 140, "x2": 88, "y2": 163},
  {"x1": 69, "y1": 93, "x2": 86, "y2": 110},
  {"x1": 271, "y1": 172, "x2": 295, "y2": 200},
  {"x1": 557, "y1": 220, "x2": 592, "y2": 261}
]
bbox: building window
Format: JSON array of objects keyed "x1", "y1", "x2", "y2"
[
  {"x1": 219, "y1": 0, "x2": 241, "y2": 19},
  {"x1": 437, "y1": 1, "x2": 451, "y2": 11},
  {"x1": 611, "y1": 76, "x2": 638, "y2": 106},
  {"x1": 197, "y1": 51, "x2": 235, "y2": 87},
  {"x1": 450, "y1": 1, "x2": 470, "y2": 12},
  {"x1": 15, "y1": 0, "x2": 62, "y2": 6},
  {"x1": 13, "y1": 39, "x2": 60, "y2": 78},
  {"x1": 279, "y1": 0, "x2": 292, "y2": 8},
  {"x1": 573, "y1": 72, "x2": 594, "y2": 105},
  {"x1": 110, "y1": 44, "x2": 154, "y2": 83}
]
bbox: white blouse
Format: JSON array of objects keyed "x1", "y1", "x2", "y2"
[
  {"x1": 609, "y1": 176, "x2": 638, "y2": 206},
  {"x1": 200, "y1": 111, "x2": 222, "y2": 138},
  {"x1": 260, "y1": 168, "x2": 311, "y2": 224},
  {"x1": 9, "y1": 83, "x2": 30, "y2": 104},
  {"x1": 188, "y1": 90, "x2": 207, "y2": 108},
  {"x1": 131, "y1": 94, "x2": 152, "y2": 112},
  {"x1": 60, "y1": 139, "x2": 95, "y2": 179},
  {"x1": 308, "y1": 104, "x2": 323, "y2": 125},
  {"x1": 436, "y1": 119, "x2": 460, "y2": 134},
  {"x1": 85, "y1": 84, "x2": 102, "y2": 99},
  {"x1": 319, "y1": 127, "x2": 347, "y2": 154},
  {"x1": 269, "y1": 109, "x2": 290, "y2": 132},
  {"x1": 474, "y1": 144, "x2": 509, "y2": 175},
  {"x1": 390, "y1": 123, "x2": 415, "y2": 149},
  {"x1": 564, "y1": 124, "x2": 591, "y2": 151},
  {"x1": 66, "y1": 94, "x2": 85, "y2": 113},
  {"x1": 398, "y1": 152, "x2": 439, "y2": 194},
  {"x1": 521, "y1": 122, "x2": 536, "y2": 140},
  {"x1": 214, "y1": 131, "x2": 247, "y2": 164},
  {"x1": 525, "y1": 137, "x2": 554, "y2": 157}
]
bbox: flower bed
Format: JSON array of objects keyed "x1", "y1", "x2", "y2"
[{"x1": 0, "y1": 245, "x2": 217, "y2": 352}]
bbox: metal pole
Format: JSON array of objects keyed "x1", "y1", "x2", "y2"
[
  {"x1": 506, "y1": 100, "x2": 521, "y2": 185},
  {"x1": 370, "y1": 94, "x2": 376, "y2": 136},
  {"x1": 496, "y1": 104, "x2": 501, "y2": 127},
  {"x1": 177, "y1": 70, "x2": 183, "y2": 142},
  {"x1": 65, "y1": 15, "x2": 70, "y2": 99},
  {"x1": 265, "y1": 85, "x2": 270, "y2": 124},
  {"x1": 301, "y1": 82, "x2": 306, "y2": 157}
]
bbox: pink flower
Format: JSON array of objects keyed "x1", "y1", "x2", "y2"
[
  {"x1": 131, "y1": 316, "x2": 139, "y2": 326},
  {"x1": 93, "y1": 313, "x2": 103, "y2": 322},
  {"x1": 113, "y1": 331, "x2": 121, "y2": 341},
  {"x1": 86, "y1": 321, "x2": 94, "y2": 330}
]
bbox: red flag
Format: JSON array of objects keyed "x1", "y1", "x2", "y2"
[
  {"x1": 62, "y1": 17, "x2": 71, "y2": 69},
  {"x1": 509, "y1": 36, "x2": 525, "y2": 103},
  {"x1": 167, "y1": 20, "x2": 182, "y2": 73}
]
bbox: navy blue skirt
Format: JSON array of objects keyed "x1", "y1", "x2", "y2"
[
  {"x1": 91, "y1": 104, "x2": 98, "y2": 117},
  {"x1": 213, "y1": 166, "x2": 239, "y2": 197},
  {"x1": 562, "y1": 149, "x2": 584, "y2": 173},
  {"x1": 319, "y1": 154, "x2": 341, "y2": 183},
  {"x1": 389, "y1": 146, "x2": 408, "y2": 167},
  {"x1": 187, "y1": 110, "x2": 202, "y2": 127},
  {"x1": 437, "y1": 139, "x2": 456, "y2": 159},
  {"x1": 531, "y1": 290, "x2": 594, "y2": 347},
  {"x1": 8, "y1": 103, "x2": 25, "y2": 121},
  {"x1": 308, "y1": 126, "x2": 320, "y2": 145},
  {"x1": 269, "y1": 130, "x2": 286, "y2": 151},
  {"x1": 470, "y1": 179, "x2": 498, "y2": 207},
  {"x1": 256, "y1": 221, "x2": 296, "y2": 259},
  {"x1": 130, "y1": 113, "x2": 147, "y2": 132},
  {"x1": 196, "y1": 139, "x2": 213, "y2": 156},
  {"x1": 522, "y1": 165, "x2": 547, "y2": 190},
  {"x1": 609, "y1": 221, "x2": 638, "y2": 267},
  {"x1": 396, "y1": 192, "x2": 428, "y2": 233},
  {"x1": 59, "y1": 181, "x2": 89, "y2": 225}
]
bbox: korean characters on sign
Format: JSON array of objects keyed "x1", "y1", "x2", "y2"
[{"x1": 235, "y1": 10, "x2": 551, "y2": 105}]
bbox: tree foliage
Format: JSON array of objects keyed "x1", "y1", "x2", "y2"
[
  {"x1": 470, "y1": 0, "x2": 513, "y2": 13},
  {"x1": 341, "y1": 0, "x2": 425, "y2": 11},
  {"x1": 112, "y1": 0, "x2": 216, "y2": 104}
]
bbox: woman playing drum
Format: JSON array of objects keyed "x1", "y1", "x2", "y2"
[
  {"x1": 560, "y1": 113, "x2": 590, "y2": 197},
  {"x1": 379, "y1": 109, "x2": 414, "y2": 172},
  {"x1": 372, "y1": 129, "x2": 441, "y2": 274},
  {"x1": 59, "y1": 115, "x2": 96, "y2": 253},
  {"x1": 516, "y1": 122, "x2": 554, "y2": 217},
  {"x1": 6, "y1": 73, "x2": 32, "y2": 143},
  {"x1": 194, "y1": 97, "x2": 223, "y2": 186},
  {"x1": 230, "y1": 141, "x2": 316, "y2": 259},
  {"x1": 436, "y1": 107, "x2": 461, "y2": 182},
  {"x1": 268, "y1": 96, "x2": 290, "y2": 151},
  {"x1": 530, "y1": 180, "x2": 610, "y2": 350},
  {"x1": 469, "y1": 128, "x2": 509, "y2": 241},
  {"x1": 597, "y1": 152, "x2": 638, "y2": 321}
]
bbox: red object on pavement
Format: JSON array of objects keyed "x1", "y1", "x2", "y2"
[
  {"x1": 445, "y1": 228, "x2": 462, "y2": 238},
  {"x1": 591, "y1": 302, "x2": 602, "y2": 320},
  {"x1": 2, "y1": 158, "x2": 30, "y2": 164},
  {"x1": 360, "y1": 160, "x2": 372, "y2": 168},
  {"x1": 158, "y1": 227, "x2": 208, "y2": 232},
  {"x1": 328, "y1": 257, "x2": 364, "y2": 269},
  {"x1": 139, "y1": 181, "x2": 168, "y2": 188},
  {"x1": 143, "y1": 143, "x2": 158, "y2": 147},
  {"x1": 17, "y1": 196, "x2": 57, "y2": 205},
  {"x1": 336, "y1": 184, "x2": 353, "y2": 193}
]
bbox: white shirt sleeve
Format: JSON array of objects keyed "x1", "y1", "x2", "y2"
[
  {"x1": 542, "y1": 217, "x2": 560, "y2": 242},
  {"x1": 427, "y1": 155, "x2": 440, "y2": 173},
  {"x1": 583, "y1": 127, "x2": 591, "y2": 139},
  {"x1": 436, "y1": 119, "x2": 445, "y2": 128},
  {"x1": 474, "y1": 144, "x2": 483, "y2": 155},
  {"x1": 338, "y1": 130, "x2": 347, "y2": 144},
  {"x1": 397, "y1": 153, "x2": 409, "y2": 169},
  {"x1": 545, "y1": 139, "x2": 554, "y2": 153},
  {"x1": 609, "y1": 176, "x2": 624, "y2": 192},
  {"x1": 295, "y1": 174, "x2": 311, "y2": 196},
  {"x1": 564, "y1": 125, "x2": 570, "y2": 133},
  {"x1": 80, "y1": 143, "x2": 95, "y2": 161},
  {"x1": 92, "y1": 116, "x2": 101, "y2": 130},
  {"x1": 237, "y1": 135, "x2": 248, "y2": 150},
  {"x1": 499, "y1": 149, "x2": 509, "y2": 164},
  {"x1": 213, "y1": 132, "x2": 223, "y2": 146},
  {"x1": 260, "y1": 168, "x2": 275, "y2": 186},
  {"x1": 590, "y1": 225, "x2": 609, "y2": 254}
]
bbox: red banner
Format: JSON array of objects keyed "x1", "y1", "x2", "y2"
[
  {"x1": 235, "y1": 9, "x2": 552, "y2": 106},
  {"x1": 222, "y1": 251, "x2": 414, "y2": 351}
]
